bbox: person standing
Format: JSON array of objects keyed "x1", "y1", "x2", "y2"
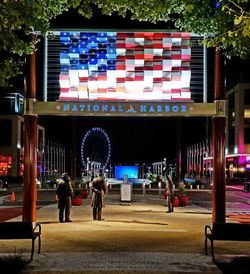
[
  {"x1": 163, "y1": 168, "x2": 174, "y2": 213},
  {"x1": 56, "y1": 173, "x2": 74, "y2": 223},
  {"x1": 91, "y1": 169, "x2": 107, "y2": 221},
  {"x1": 166, "y1": 174, "x2": 174, "y2": 212}
]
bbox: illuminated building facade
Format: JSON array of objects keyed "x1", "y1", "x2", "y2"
[
  {"x1": 187, "y1": 83, "x2": 250, "y2": 181},
  {"x1": 226, "y1": 83, "x2": 250, "y2": 178},
  {"x1": 0, "y1": 93, "x2": 45, "y2": 181}
]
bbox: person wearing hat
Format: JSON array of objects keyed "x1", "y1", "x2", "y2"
[
  {"x1": 90, "y1": 169, "x2": 107, "y2": 221},
  {"x1": 56, "y1": 173, "x2": 74, "y2": 222}
]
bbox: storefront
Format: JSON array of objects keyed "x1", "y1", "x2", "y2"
[{"x1": 0, "y1": 155, "x2": 12, "y2": 176}]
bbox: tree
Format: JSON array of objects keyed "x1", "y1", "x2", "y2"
[
  {"x1": 0, "y1": 0, "x2": 250, "y2": 87},
  {"x1": 172, "y1": 0, "x2": 250, "y2": 59},
  {"x1": 0, "y1": 0, "x2": 70, "y2": 87},
  {"x1": 93, "y1": 0, "x2": 250, "y2": 58}
]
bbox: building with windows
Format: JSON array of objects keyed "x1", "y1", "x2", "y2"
[
  {"x1": 226, "y1": 83, "x2": 250, "y2": 179},
  {"x1": 186, "y1": 82, "x2": 250, "y2": 181},
  {"x1": 0, "y1": 92, "x2": 67, "y2": 183},
  {"x1": 0, "y1": 93, "x2": 45, "y2": 181},
  {"x1": 0, "y1": 114, "x2": 45, "y2": 179}
]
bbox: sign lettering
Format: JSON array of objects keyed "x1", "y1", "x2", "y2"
[{"x1": 33, "y1": 101, "x2": 218, "y2": 117}]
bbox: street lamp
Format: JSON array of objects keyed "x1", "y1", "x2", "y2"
[
  {"x1": 86, "y1": 157, "x2": 89, "y2": 175},
  {"x1": 163, "y1": 158, "x2": 167, "y2": 169}
]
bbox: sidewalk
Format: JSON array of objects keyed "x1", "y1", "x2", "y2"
[{"x1": 0, "y1": 194, "x2": 223, "y2": 273}]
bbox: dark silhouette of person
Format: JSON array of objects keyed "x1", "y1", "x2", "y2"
[
  {"x1": 91, "y1": 169, "x2": 107, "y2": 221},
  {"x1": 56, "y1": 173, "x2": 74, "y2": 223}
]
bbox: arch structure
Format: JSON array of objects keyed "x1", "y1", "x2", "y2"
[{"x1": 22, "y1": 28, "x2": 227, "y2": 225}]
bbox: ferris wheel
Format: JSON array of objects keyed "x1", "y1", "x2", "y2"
[{"x1": 80, "y1": 127, "x2": 111, "y2": 169}]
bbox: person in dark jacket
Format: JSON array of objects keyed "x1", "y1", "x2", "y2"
[
  {"x1": 91, "y1": 169, "x2": 107, "y2": 221},
  {"x1": 56, "y1": 173, "x2": 74, "y2": 223}
]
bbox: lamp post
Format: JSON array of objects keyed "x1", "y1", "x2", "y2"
[
  {"x1": 212, "y1": 49, "x2": 226, "y2": 223},
  {"x1": 86, "y1": 157, "x2": 90, "y2": 175},
  {"x1": 163, "y1": 158, "x2": 167, "y2": 170}
]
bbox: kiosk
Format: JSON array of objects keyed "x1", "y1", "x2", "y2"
[{"x1": 120, "y1": 175, "x2": 132, "y2": 202}]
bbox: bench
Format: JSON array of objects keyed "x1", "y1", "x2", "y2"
[
  {"x1": 205, "y1": 222, "x2": 250, "y2": 263},
  {"x1": 0, "y1": 221, "x2": 41, "y2": 262}
]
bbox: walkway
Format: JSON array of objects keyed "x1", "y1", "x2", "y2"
[{"x1": 0, "y1": 194, "x2": 224, "y2": 273}]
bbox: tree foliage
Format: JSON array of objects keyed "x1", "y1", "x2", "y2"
[
  {"x1": 92, "y1": 0, "x2": 250, "y2": 58},
  {"x1": 0, "y1": 0, "x2": 250, "y2": 87},
  {"x1": 0, "y1": 0, "x2": 69, "y2": 87},
  {"x1": 173, "y1": 0, "x2": 250, "y2": 59}
]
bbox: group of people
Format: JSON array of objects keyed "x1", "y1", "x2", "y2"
[
  {"x1": 56, "y1": 168, "x2": 174, "y2": 223},
  {"x1": 56, "y1": 169, "x2": 106, "y2": 223}
]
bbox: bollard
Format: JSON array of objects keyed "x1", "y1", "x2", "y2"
[
  {"x1": 11, "y1": 191, "x2": 16, "y2": 202},
  {"x1": 158, "y1": 182, "x2": 162, "y2": 197},
  {"x1": 142, "y1": 181, "x2": 146, "y2": 196}
]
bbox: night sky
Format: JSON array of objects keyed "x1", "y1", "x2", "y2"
[{"x1": 39, "y1": 115, "x2": 208, "y2": 170}]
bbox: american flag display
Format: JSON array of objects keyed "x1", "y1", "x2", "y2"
[{"x1": 58, "y1": 31, "x2": 192, "y2": 101}]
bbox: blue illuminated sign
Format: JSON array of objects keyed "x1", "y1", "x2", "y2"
[
  {"x1": 115, "y1": 166, "x2": 139, "y2": 179},
  {"x1": 62, "y1": 103, "x2": 189, "y2": 114}
]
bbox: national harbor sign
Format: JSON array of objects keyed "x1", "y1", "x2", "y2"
[{"x1": 28, "y1": 100, "x2": 225, "y2": 117}]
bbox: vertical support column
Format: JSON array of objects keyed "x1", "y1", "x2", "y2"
[
  {"x1": 56, "y1": 144, "x2": 58, "y2": 176},
  {"x1": 176, "y1": 118, "x2": 182, "y2": 182},
  {"x1": 70, "y1": 117, "x2": 76, "y2": 180},
  {"x1": 191, "y1": 146, "x2": 193, "y2": 176},
  {"x1": 62, "y1": 145, "x2": 65, "y2": 173},
  {"x1": 158, "y1": 181, "x2": 162, "y2": 197},
  {"x1": 53, "y1": 142, "x2": 56, "y2": 174},
  {"x1": 212, "y1": 48, "x2": 226, "y2": 223},
  {"x1": 23, "y1": 32, "x2": 37, "y2": 222},
  {"x1": 58, "y1": 144, "x2": 61, "y2": 175},
  {"x1": 142, "y1": 180, "x2": 146, "y2": 196}
]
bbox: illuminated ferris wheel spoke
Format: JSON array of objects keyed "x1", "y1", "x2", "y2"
[{"x1": 81, "y1": 127, "x2": 111, "y2": 169}]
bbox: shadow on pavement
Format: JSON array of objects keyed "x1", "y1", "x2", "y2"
[{"x1": 216, "y1": 256, "x2": 250, "y2": 274}]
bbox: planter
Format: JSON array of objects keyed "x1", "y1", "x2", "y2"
[
  {"x1": 80, "y1": 190, "x2": 88, "y2": 199},
  {"x1": 72, "y1": 197, "x2": 82, "y2": 206},
  {"x1": 161, "y1": 190, "x2": 167, "y2": 199},
  {"x1": 173, "y1": 196, "x2": 179, "y2": 207},
  {"x1": 179, "y1": 195, "x2": 188, "y2": 206}
]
